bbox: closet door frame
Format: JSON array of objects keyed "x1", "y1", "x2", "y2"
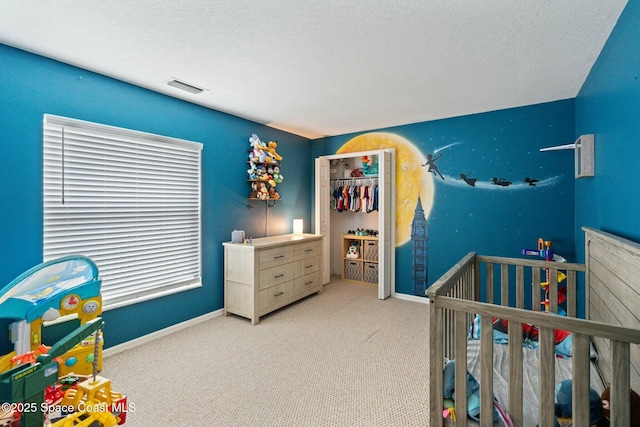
[{"x1": 315, "y1": 149, "x2": 395, "y2": 299}]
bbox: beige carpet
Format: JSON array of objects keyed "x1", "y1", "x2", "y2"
[{"x1": 102, "y1": 278, "x2": 431, "y2": 427}]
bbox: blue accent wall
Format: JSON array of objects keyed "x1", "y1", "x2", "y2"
[
  {"x1": 0, "y1": 44, "x2": 312, "y2": 351},
  {"x1": 314, "y1": 100, "x2": 577, "y2": 296},
  {"x1": 575, "y1": 0, "x2": 640, "y2": 253}
]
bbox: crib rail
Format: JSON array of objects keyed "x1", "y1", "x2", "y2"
[{"x1": 428, "y1": 252, "x2": 640, "y2": 427}]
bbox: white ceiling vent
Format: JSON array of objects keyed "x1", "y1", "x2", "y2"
[{"x1": 167, "y1": 78, "x2": 206, "y2": 94}]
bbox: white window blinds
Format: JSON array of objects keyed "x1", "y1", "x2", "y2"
[{"x1": 43, "y1": 114, "x2": 203, "y2": 310}]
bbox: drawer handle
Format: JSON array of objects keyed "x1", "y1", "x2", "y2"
[
  {"x1": 305, "y1": 264, "x2": 313, "y2": 269},
  {"x1": 305, "y1": 281, "x2": 313, "y2": 285},
  {"x1": 304, "y1": 248, "x2": 313, "y2": 252},
  {"x1": 274, "y1": 273, "x2": 285, "y2": 278},
  {"x1": 274, "y1": 291, "x2": 284, "y2": 297},
  {"x1": 273, "y1": 255, "x2": 285, "y2": 259}
]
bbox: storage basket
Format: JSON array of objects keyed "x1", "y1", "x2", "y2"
[
  {"x1": 364, "y1": 240, "x2": 379, "y2": 261},
  {"x1": 344, "y1": 260, "x2": 362, "y2": 281},
  {"x1": 363, "y1": 262, "x2": 378, "y2": 284}
]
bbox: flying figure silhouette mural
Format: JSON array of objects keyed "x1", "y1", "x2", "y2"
[
  {"x1": 459, "y1": 173, "x2": 477, "y2": 187},
  {"x1": 422, "y1": 152, "x2": 445, "y2": 180},
  {"x1": 492, "y1": 177, "x2": 512, "y2": 187}
]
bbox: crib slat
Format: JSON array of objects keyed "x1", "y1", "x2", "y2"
[
  {"x1": 538, "y1": 326, "x2": 555, "y2": 427},
  {"x1": 532, "y1": 267, "x2": 541, "y2": 311},
  {"x1": 454, "y1": 312, "x2": 468, "y2": 427},
  {"x1": 480, "y1": 315, "x2": 494, "y2": 427},
  {"x1": 446, "y1": 292, "x2": 453, "y2": 359},
  {"x1": 474, "y1": 259, "x2": 481, "y2": 303},
  {"x1": 611, "y1": 340, "x2": 631, "y2": 426},
  {"x1": 567, "y1": 270, "x2": 577, "y2": 317},
  {"x1": 508, "y1": 320, "x2": 523, "y2": 426},
  {"x1": 501, "y1": 264, "x2": 509, "y2": 306},
  {"x1": 429, "y1": 299, "x2": 444, "y2": 427},
  {"x1": 466, "y1": 266, "x2": 475, "y2": 326},
  {"x1": 486, "y1": 262, "x2": 494, "y2": 304},
  {"x1": 572, "y1": 332, "x2": 590, "y2": 427},
  {"x1": 548, "y1": 267, "x2": 558, "y2": 313},
  {"x1": 516, "y1": 265, "x2": 524, "y2": 309}
]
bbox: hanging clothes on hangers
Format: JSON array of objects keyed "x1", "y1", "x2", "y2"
[{"x1": 329, "y1": 178, "x2": 378, "y2": 213}]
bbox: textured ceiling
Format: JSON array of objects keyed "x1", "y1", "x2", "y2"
[{"x1": 0, "y1": 1, "x2": 628, "y2": 139}]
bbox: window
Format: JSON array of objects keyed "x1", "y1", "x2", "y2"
[{"x1": 43, "y1": 114, "x2": 203, "y2": 310}]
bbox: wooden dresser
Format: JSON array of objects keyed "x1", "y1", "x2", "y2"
[{"x1": 223, "y1": 233, "x2": 323, "y2": 324}]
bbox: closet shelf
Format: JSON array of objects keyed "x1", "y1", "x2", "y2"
[
  {"x1": 342, "y1": 235, "x2": 379, "y2": 285},
  {"x1": 331, "y1": 175, "x2": 378, "y2": 181}
]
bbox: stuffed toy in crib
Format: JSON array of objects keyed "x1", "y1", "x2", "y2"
[
  {"x1": 598, "y1": 386, "x2": 640, "y2": 427},
  {"x1": 554, "y1": 379, "x2": 603, "y2": 426}
]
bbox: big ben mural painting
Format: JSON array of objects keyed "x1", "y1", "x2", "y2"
[{"x1": 411, "y1": 196, "x2": 428, "y2": 297}]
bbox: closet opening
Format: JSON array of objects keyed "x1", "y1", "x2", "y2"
[{"x1": 315, "y1": 149, "x2": 395, "y2": 299}]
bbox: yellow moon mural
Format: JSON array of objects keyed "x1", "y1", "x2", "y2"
[{"x1": 337, "y1": 132, "x2": 434, "y2": 246}]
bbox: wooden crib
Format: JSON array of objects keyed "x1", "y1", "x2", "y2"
[{"x1": 428, "y1": 227, "x2": 640, "y2": 426}]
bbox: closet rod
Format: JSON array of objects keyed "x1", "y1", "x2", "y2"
[{"x1": 331, "y1": 177, "x2": 378, "y2": 182}]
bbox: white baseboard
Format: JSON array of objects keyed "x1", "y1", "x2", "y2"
[
  {"x1": 392, "y1": 292, "x2": 430, "y2": 304},
  {"x1": 103, "y1": 309, "x2": 224, "y2": 358}
]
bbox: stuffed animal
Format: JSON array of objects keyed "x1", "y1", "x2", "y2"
[
  {"x1": 362, "y1": 155, "x2": 378, "y2": 175},
  {"x1": 268, "y1": 186, "x2": 280, "y2": 200},
  {"x1": 554, "y1": 380, "x2": 603, "y2": 427},
  {"x1": 257, "y1": 182, "x2": 268, "y2": 200},
  {"x1": 249, "y1": 134, "x2": 267, "y2": 163},
  {"x1": 599, "y1": 386, "x2": 640, "y2": 426},
  {"x1": 248, "y1": 182, "x2": 259, "y2": 198},
  {"x1": 247, "y1": 162, "x2": 258, "y2": 180},
  {"x1": 346, "y1": 243, "x2": 359, "y2": 259},
  {"x1": 273, "y1": 166, "x2": 283, "y2": 183},
  {"x1": 249, "y1": 133, "x2": 262, "y2": 146},
  {"x1": 258, "y1": 166, "x2": 270, "y2": 181},
  {"x1": 264, "y1": 141, "x2": 282, "y2": 161},
  {"x1": 249, "y1": 146, "x2": 266, "y2": 163}
]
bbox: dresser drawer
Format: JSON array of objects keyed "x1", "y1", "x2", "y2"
[
  {"x1": 258, "y1": 262, "x2": 296, "y2": 290},
  {"x1": 293, "y1": 271, "x2": 321, "y2": 297},
  {"x1": 296, "y1": 256, "x2": 320, "y2": 277},
  {"x1": 259, "y1": 245, "x2": 293, "y2": 269},
  {"x1": 293, "y1": 240, "x2": 321, "y2": 261},
  {"x1": 258, "y1": 281, "x2": 293, "y2": 313}
]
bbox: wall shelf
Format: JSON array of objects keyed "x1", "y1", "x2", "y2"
[
  {"x1": 539, "y1": 143, "x2": 575, "y2": 152},
  {"x1": 574, "y1": 134, "x2": 595, "y2": 178},
  {"x1": 540, "y1": 134, "x2": 594, "y2": 179}
]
